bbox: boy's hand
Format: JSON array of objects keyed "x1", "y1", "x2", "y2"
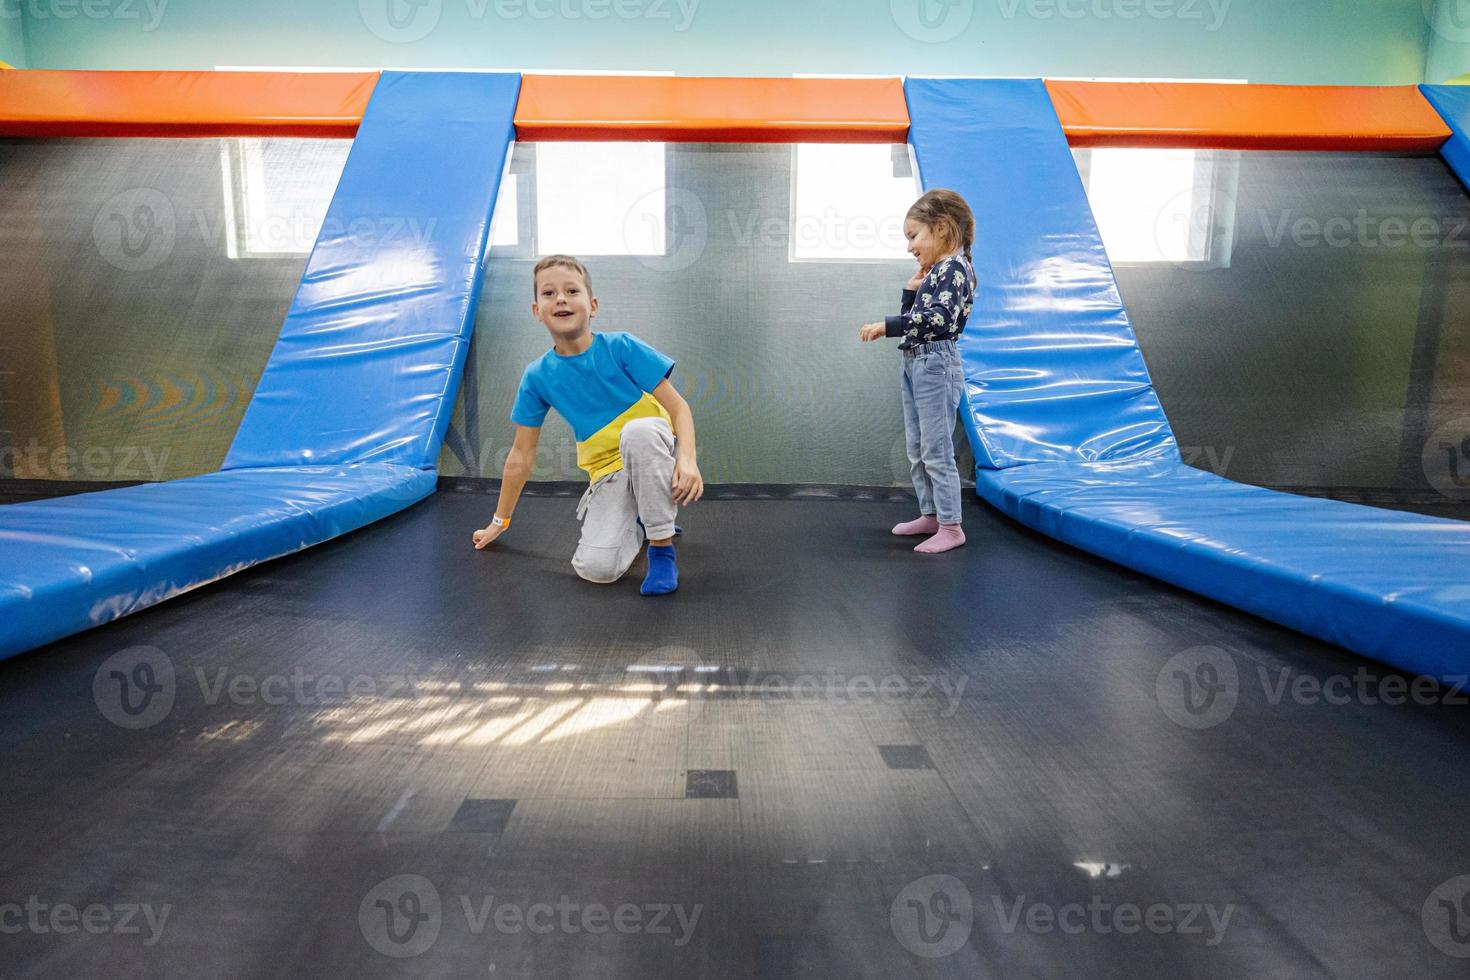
[
  {"x1": 906, "y1": 264, "x2": 931, "y2": 291},
  {"x1": 859, "y1": 322, "x2": 887, "y2": 342},
  {"x1": 472, "y1": 522, "x2": 508, "y2": 550},
  {"x1": 673, "y1": 453, "x2": 704, "y2": 506}
]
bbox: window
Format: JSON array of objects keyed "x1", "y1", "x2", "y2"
[
  {"x1": 790, "y1": 143, "x2": 918, "y2": 262},
  {"x1": 532, "y1": 142, "x2": 669, "y2": 256},
  {"x1": 1074, "y1": 147, "x2": 1240, "y2": 268},
  {"x1": 220, "y1": 138, "x2": 351, "y2": 259}
]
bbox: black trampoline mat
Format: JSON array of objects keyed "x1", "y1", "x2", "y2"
[{"x1": 3, "y1": 492, "x2": 1470, "y2": 978}]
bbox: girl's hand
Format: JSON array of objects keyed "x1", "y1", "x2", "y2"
[
  {"x1": 673, "y1": 454, "x2": 704, "y2": 506},
  {"x1": 472, "y1": 522, "x2": 508, "y2": 550},
  {"x1": 859, "y1": 322, "x2": 887, "y2": 342},
  {"x1": 906, "y1": 264, "x2": 932, "y2": 291}
]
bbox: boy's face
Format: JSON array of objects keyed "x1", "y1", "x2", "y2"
[
  {"x1": 904, "y1": 218, "x2": 945, "y2": 269},
  {"x1": 532, "y1": 266, "x2": 597, "y2": 340}
]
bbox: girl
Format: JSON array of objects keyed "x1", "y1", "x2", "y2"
[{"x1": 860, "y1": 188, "x2": 976, "y2": 555}]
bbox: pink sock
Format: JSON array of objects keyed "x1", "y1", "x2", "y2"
[
  {"x1": 915, "y1": 524, "x2": 965, "y2": 554},
  {"x1": 892, "y1": 514, "x2": 940, "y2": 536}
]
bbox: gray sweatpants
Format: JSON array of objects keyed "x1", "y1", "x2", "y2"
[{"x1": 571, "y1": 417, "x2": 678, "y2": 584}]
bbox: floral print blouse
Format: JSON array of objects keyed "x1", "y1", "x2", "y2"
[{"x1": 883, "y1": 253, "x2": 976, "y2": 350}]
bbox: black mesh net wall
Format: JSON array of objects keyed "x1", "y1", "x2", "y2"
[
  {"x1": 0, "y1": 137, "x2": 348, "y2": 484},
  {"x1": 1077, "y1": 148, "x2": 1470, "y2": 493}
]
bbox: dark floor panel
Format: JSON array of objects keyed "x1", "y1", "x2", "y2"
[
  {"x1": 449, "y1": 798, "x2": 518, "y2": 834},
  {"x1": 3, "y1": 493, "x2": 1470, "y2": 978},
  {"x1": 686, "y1": 770, "x2": 739, "y2": 799},
  {"x1": 877, "y1": 744, "x2": 935, "y2": 770}
]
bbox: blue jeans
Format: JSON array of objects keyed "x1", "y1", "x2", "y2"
[{"x1": 900, "y1": 340, "x2": 964, "y2": 525}]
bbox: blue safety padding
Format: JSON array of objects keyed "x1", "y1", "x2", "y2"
[
  {"x1": 902, "y1": 78, "x2": 1178, "y2": 470},
  {"x1": 0, "y1": 465, "x2": 435, "y2": 659},
  {"x1": 1420, "y1": 86, "x2": 1470, "y2": 191},
  {"x1": 906, "y1": 77, "x2": 1470, "y2": 676},
  {"x1": 979, "y1": 462, "x2": 1470, "y2": 678},
  {"x1": 2, "y1": 72, "x2": 521, "y2": 660},
  {"x1": 224, "y1": 71, "x2": 521, "y2": 470}
]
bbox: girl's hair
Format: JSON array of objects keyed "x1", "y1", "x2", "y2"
[{"x1": 906, "y1": 188, "x2": 975, "y2": 262}]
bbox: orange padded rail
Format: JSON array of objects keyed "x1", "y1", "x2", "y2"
[
  {"x1": 0, "y1": 71, "x2": 378, "y2": 137},
  {"x1": 514, "y1": 75, "x2": 909, "y2": 142},
  {"x1": 1047, "y1": 81, "x2": 1451, "y2": 152},
  {"x1": 1, "y1": 71, "x2": 1450, "y2": 151}
]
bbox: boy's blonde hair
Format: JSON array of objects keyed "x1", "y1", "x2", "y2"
[
  {"x1": 533, "y1": 254, "x2": 592, "y2": 295},
  {"x1": 906, "y1": 189, "x2": 976, "y2": 262}
]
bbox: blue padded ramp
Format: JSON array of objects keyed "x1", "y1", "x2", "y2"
[
  {"x1": 1, "y1": 72, "x2": 520, "y2": 660},
  {"x1": 903, "y1": 78, "x2": 1178, "y2": 470},
  {"x1": 979, "y1": 463, "x2": 1470, "y2": 679},
  {"x1": 908, "y1": 77, "x2": 1470, "y2": 677},
  {"x1": 1421, "y1": 85, "x2": 1470, "y2": 191},
  {"x1": 225, "y1": 71, "x2": 521, "y2": 470},
  {"x1": 0, "y1": 467, "x2": 435, "y2": 659}
]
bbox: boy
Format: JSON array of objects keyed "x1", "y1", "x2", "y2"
[{"x1": 472, "y1": 255, "x2": 702, "y2": 595}]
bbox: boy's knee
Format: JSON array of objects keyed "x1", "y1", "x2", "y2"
[
  {"x1": 620, "y1": 417, "x2": 671, "y2": 455},
  {"x1": 572, "y1": 549, "x2": 626, "y2": 584}
]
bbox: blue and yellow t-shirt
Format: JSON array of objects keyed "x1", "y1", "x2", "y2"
[{"x1": 511, "y1": 332, "x2": 675, "y2": 482}]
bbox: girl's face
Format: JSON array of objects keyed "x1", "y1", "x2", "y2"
[{"x1": 903, "y1": 217, "x2": 948, "y2": 269}]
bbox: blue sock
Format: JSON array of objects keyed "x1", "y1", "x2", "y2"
[{"x1": 640, "y1": 544, "x2": 679, "y2": 596}]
